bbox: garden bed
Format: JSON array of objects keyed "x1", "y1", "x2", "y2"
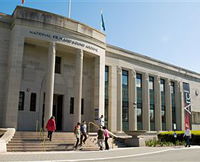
[{"x1": 146, "y1": 130, "x2": 200, "y2": 147}]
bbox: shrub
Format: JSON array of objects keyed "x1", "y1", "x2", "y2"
[
  {"x1": 145, "y1": 139, "x2": 158, "y2": 147},
  {"x1": 145, "y1": 139, "x2": 180, "y2": 147},
  {"x1": 158, "y1": 130, "x2": 200, "y2": 145}
]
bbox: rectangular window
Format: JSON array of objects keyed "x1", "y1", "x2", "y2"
[
  {"x1": 30, "y1": 93, "x2": 37, "y2": 111},
  {"x1": 70, "y1": 97, "x2": 74, "y2": 114},
  {"x1": 136, "y1": 73, "x2": 143, "y2": 130},
  {"x1": 136, "y1": 73, "x2": 142, "y2": 88},
  {"x1": 18, "y1": 91, "x2": 25, "y2": 111},
  {"x1": 55, "y1": 56, "x2": 61, "y2": 74},
  {"x1": 122, "y1": 70, "x2": 129, "y2": 131},
  {"x1": 171, "y1": 81, "x2": 176, "y2": 129},
  {"x1": 149, "y1": 76, "x2": 154, "y2": 90},
  {"x1": 160, "y1": 79, "x2": 165, "y2": 92},
  {"x1": 149, "y1": 76, "x2": 155, "y2": 131},
  {"x1": 160, "y1": 79, "x2": 166, "y2": 130},
  {"x1": 81, "y1": 98, "x2": 84, "y2": 115},
  {"x1": 105, "y1": 66, "x2": 109, "y2": 128}
]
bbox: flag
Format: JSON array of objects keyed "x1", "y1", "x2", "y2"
[
  {"x1": 22, "y1": 0, "x2": 25, "y2": 4},
  {"x1": 101, "y1": 10, "x2": 106, "y2": 31}
]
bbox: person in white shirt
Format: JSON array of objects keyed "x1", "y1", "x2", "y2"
[
  {"x1": 98, "y1": 115, "x2": 104, "y2": 127},
  {"x1": 184, "y1": 127, "x2": 191, "y2": 147}
]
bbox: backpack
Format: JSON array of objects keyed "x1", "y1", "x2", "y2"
[{"x1": 73, "y1": 126, "x2": 77, "y2": 134}]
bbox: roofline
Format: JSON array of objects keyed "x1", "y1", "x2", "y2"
[
  {"x1": 13, "y1": 6, "x2": 105, "y2": 37},
  {"x1": 107, "y1": 44, "x2": 200, "y2": 78}
]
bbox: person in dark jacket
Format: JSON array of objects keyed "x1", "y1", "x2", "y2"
[
  {"x1": 80, "y1": 121, "x2": 87, "y2": 146},
  {"x1": 97, "y1": 126, "x2": 104, "y2": 150},
  {"x1": 46, "y1": 116, "x2": 56, "y2": 141}
]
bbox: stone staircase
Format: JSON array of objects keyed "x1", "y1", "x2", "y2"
[{"x1": 7, "y1": 131, "x2": 99, "y2": 152}]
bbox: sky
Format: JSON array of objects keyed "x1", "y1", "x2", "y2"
[{"x1": 1, "y1": 0, "x2": 200, "y2": 73}]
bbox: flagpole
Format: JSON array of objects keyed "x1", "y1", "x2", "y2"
[{"x1": 68, "y1": 0, "x2": 71, "y2": 18}]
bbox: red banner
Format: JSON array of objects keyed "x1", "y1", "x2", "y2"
[{"x1": 183, "y1": 82, "x2": 192, "y2": 130}]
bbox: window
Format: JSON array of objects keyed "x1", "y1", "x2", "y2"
[
  {"x1": 18, "y1": 91, "x2": 25, "y2": 111},
  {"x1": 136, "y1": 74, "x2": 142, "y2": 88},
  {"x1": 149, "y1": 76, "x2": 154, "y2": 90},
  {"x1": 105, "y1": 66, "x2": 109, "y2": 128},
  {"x1": 149, "y1": 76, "x2": 155, "y2": 131},
  {"x1": 136, "y1": 73, "x2": 143, "y2": 130},
  {"x1": 122, "y1": 70, "x2": 129, "y2": 131},
  {"x1": 70, "y1": 97, "x2": 74, "y2": 114},
  {"x1": 160, "y1": 79, "x2": 166, "y2": 130},
  {"x1": 81, "y1": 98, "x2": 84, "y2": 115},
  {"x1": 30, "y1": 93, "x2": 37, "y2": 111},
  {"x1": 55, "y1": 56, "x2": 61, "y2": 74},
  {"x1": 171, "y1": 81, "x2": 176, "y2": 129},
  {"x1": 160, "y1": 79, "x2": 165, "y2": 92}
]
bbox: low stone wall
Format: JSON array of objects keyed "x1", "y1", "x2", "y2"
[
  {"x1": 124, "y1": 134, "x2": 158, "y2": 147},
  {"x1": 0, "y1": 128, "x2": 15, "y2": 152},
  {"x1": 124, "y1": 131, "x2": 158, "y2": 147}
]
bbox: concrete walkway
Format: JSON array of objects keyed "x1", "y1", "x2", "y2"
[{"x1": 1, "y1": 146, "x2": 198, "y2": 162}]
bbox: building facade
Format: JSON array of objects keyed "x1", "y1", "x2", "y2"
[{"x1": 0, "y1": 6, "x2": 200, "y2": 132}]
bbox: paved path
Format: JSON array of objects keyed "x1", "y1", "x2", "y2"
[{"x1": 0, "y1": 146, "x2": 200, "y2": 162}]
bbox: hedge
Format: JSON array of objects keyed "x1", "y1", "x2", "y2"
[{"x1": 158, "y1": 130, "x2": 200, "y2": 145}]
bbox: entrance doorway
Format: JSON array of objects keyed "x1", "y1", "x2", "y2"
[
  {"x1": 53, "y1": 94, "x2": 63, "y2": 131},
  {"x1": 42, "y1": 94, "x2": 63, "y2": 131}
]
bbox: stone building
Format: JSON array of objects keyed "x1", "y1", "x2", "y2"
[{"x1": 0, "y1": 6, "x2": 200, "y2": 132}]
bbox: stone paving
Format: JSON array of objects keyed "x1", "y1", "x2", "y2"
[{"x1": 0, "y1": 146, "x2": 193, "y2": 161}]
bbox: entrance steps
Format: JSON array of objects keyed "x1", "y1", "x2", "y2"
[{"x1": 7, "y1": 131, "x2": 99, "y2": 152}]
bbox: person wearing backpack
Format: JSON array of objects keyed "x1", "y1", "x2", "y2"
[
  {"x1": 74, "y1": 122, "x2": 81, "y2": 150},
  {"x1": 80, "y1": 121, "x2": 87, "y2": 146}
]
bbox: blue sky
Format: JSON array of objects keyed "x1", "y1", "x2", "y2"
[{"x1": 1, "y1": 0, "x2": 200, "y2": 73}]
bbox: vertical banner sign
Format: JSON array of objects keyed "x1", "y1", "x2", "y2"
[{"x1": 183, "y1": 82, "x2": 192, "y2": 130}]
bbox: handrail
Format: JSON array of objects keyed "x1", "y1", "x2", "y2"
[
  {"x1": 88, "y1": 121, "x2": 120, "y2": 138},
  {"x1": 35, "y1": 120, "x2": 39, "y2": 133},
  {"x1": 39, "y1": 128, "x2": 46, "y2": 151},
  {"x1": 88, "y1": 121, "x2": 99, "y2": 132}
]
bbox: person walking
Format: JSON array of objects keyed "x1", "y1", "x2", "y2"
[
  {"x1": 98, "y1": 115, "x2": 104, "y2": 127},
  {"x1": 74, "y1": 122, "x2": 81, "y2": 150},
  {"x1": 103, "y1": 126, "x2": 110, "y2": 150},
  {"x1": 80, "y1": 121, "x2": 87, "y2": 146},
  {"x1": 46, "y1": 116, "x2": 56, "y2": 141},
  {"x1": 97, "y1": 126, "x2": 104, "y2": 150},
  {"x1": 184, "y1": 127, "x2": 191, "y2": 147}
]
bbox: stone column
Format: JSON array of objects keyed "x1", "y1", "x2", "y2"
[
  {"x1": 175, "y1": 81, "x2": 184, "y2": 130},
  {"x1": 98, "y1": 55, "x2": 105, "y2": 118},
  {"x1": 3, "y1": 26, "x2": 24, "y2": 128},
  {"x1": 93, "y1": 55, "x2": 105, "y2": 123},
  {"x1": 109, "y1": 66, "x2": 117, "y2": 132},
  {"x1": 44, "y1": 42, "x2": 56, "y2": 127},
  {"x1": 129, "y1": 69, "x2": 137, "y2": 131},
  {"x1": 142, "y1": 73, "x2": 150, "y2": 131},
  {"x1": 117, "y1": 67, "x2": 122, "y2": 132},
  {"x1": 154, "y1": 76, "x2": 162, "y2": 131},
  {"x1": 165, "y1": 79, "x2": 172, "y2": 130},
  {"x1": 73, "y1": 49, "x2": 83, "y2": 126}
]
